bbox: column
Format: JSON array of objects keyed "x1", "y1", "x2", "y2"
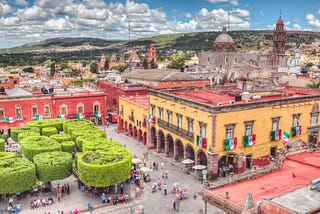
[
  {"x1": 173, "y1": 142, "x2": 178, "y2": 161},
  {"x1": 156, "y1": 134, "x2": 161, "y2": 153},
  {"x1": 165, "y1": 139, "x2": 170, "y2": 157}
]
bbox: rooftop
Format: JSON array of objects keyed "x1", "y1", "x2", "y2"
[
  {"x1": 210, "y1": 152, "x2": 320, "y2": 212},
  {"x1": 122, "y1": 94, "x2": 150, "y2": 108},
  {"x1": 122, "y1": 69, "x2": 199, "y2": 81}
]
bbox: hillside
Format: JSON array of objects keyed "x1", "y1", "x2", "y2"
[{"x1": 0, "y1": 30, "x2": 319, "y2": 65}]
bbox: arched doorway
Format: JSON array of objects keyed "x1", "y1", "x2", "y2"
[
  {"x1": 138, "y1": 129, "x2": 143, "y2": 142},
  {"x1": 143, "y1": 132, "x2": 147, "y2": 145},
  {"x1": 157, "y1": 130, "x2": 165, "y2": 152},
  {"x1": 165, "y1": 134, "x2": 174, "y2": 157},
  {"x1": 128, "y1": 124, "x2": 133, "y2": 136},
  {"x1": 120, "y1": 118, "x2": 124, "y2": 131},
  {"x1": 218, "y1": 153, "x2": 238, "y2": 177},
  {"x1": 196, "y1": 150, "x2": 207, "y2": 166},
  {"x1": 150, "y1": 126, "x2": 157, "y2": 149},
  {"x1": 185, "y1": 144, "x2": 195, "y2": 160},
  {"x1": 174, "y1": 139, "x2": 184, "y2": 161},
  {"x1": 133, "y1": 126, "x2": 137, "y2": 138},
  {"x1": 124, "y1": 121, "x2": 128, "y2": 133}
]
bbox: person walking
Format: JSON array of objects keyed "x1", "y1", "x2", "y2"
[
  {"x1": 163, "y1": 183, "x2": 167, "y2": 195},
  {"x1": 87, "y1": 201, "x2": 93, "y2": 214},
  {"x1": 172, "y1": 199, "x2": 177, "y2": 212}
]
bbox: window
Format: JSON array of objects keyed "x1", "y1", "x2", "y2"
[
  {"x1": 77, "y1": 103, "x2": 84, "y2": 113},
  {"x1": 167, "y1": 110, "x2": 172, "y2": 125},
  {"x1": 60, "y1": 104, "x2": 67, "y2": 115},
  {"x1": 272, "y1": 117, "x2": 280, "y2": 131},
  {"x1": 176, "y1": 113, "x2": 182, "y2": 130},
  {"x1": 311, "y1": 114, "x2": 318, "y2": 126},
  {"x1": 32, "y1": 105, "x2": 38, "y2": 118},
  {"x1": 151, "y1": 104, "x2": 155, "y2": 116},
  {"x1": 143, "y1": 115, "x2": 147, "y2": 127},
  {"x1": 44, "y1": 104, "x2": 50, "y2": 117},
  {"x1": 199, "y1": 122, "x2": 207, "y2": 138},
  {"x1": 129, "y1": 110, "x2": 134, "y2": 121},
  {"x1": 0, "y1": 107, "x2": 4, "y2": 121},
  {"x1": 158, "y1": 107, "x2": 163, "y2": 120},
  {"x1": 187, "y1": 117, "x2": 194, "y2": 134},
  {"x1": 293, "y1": 114, "x2": 300, "y2": 127},
  {"x1": 310, "y1": 103, "x2": 319, "y2": 126},
  {"x1": 15, "y1": 105, "x2": 22, "y2": 120},
  {"x1": 225, "y1": 124, "x2": 235, "y2": 139},
  {"x1": 244, "y1": 121, "x2": 254, "y2": 136},
  {"x1": 93, "y1": 103, "x2": 100, "y2": 112},
  {"x1": 120, "y1": 105, "x2": 124, "y2": 116}
]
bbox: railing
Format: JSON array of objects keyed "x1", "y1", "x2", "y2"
[{"x1": 157, "y1": 118, "x2": 194, "y2": 141}]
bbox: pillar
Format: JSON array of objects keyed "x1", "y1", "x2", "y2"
[
  {"x1": 173, "y1": 141, "x2": 178, "y2": 161},
  {"x1": 207, "y1": 152, "x2": 219, "y2": 180},
  {"x1": 156, "y1": 134, "x2": 161, "y2": 153},
  {"x1": 165, "y1": 139, "x2": 170, "y2": 157},
  {"x1": 203, "y1": 201, "x2": 207, "y2": 214}
]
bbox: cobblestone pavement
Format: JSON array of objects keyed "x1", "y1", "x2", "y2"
[{"x1": 0, "y1": 123, "x2": 224, "y2": 214}]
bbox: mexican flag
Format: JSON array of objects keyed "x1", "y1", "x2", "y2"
[
  {"x1": 35, "y1": 114, "x2": 42, "y2": 121},
  {"x1": 76, "y1": 113, "x2": 85, "y2": 119},
  {"x1": 291, "y1": 126, "x2": 301, "y2": 136},
  {"x1": 225, "y1": 138, "x2": 237, "y2": 150},
  {"x1": 196, "y1": 135, "x2": 207, "y2": 148},
  {"x1": 282, "y1": 131, "x2": 290, "y2": 145},
  {"x1": 271, "y1": 130, "x2": 282, "y2": 141},
  {"x1": 5, "y1": 117, "x2": 14, "y2": 123},
  {"x1": 148, "y1": 114, "x2": 155, "y2": 123},
  {"x1": 94, "y1": 111, "x2": 101, "y2": 117},
  {"x1": 243, "y1": 134, "x2": 256, "y2": 146},
  {"x1": 57, "y1": 114, "x2": 65, "y2": 119}
]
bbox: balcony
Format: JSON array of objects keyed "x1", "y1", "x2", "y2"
[{"x1": 157, "y1": 118, "x2": 194, "y2": 141}]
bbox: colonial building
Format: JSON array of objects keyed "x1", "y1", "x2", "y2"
[
  {"x1": 0, "y1": 86, "x2": 106, "y2": 133},
  {"x1": 146, "y1": 83, "x2": 320, "y2": 179},
  {"x1": 147, "y1": 43, "x2": 156, "y2": 64},
  {"x1": 117, "y1": 94, "x2": 149, "y2": 145},
  {"x1": 194, "y1": 17, "x2": 287, "y2": 84}
]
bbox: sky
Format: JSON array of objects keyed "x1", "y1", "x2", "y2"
[{"x1": 0, "y1": 0, "x2": 319, "y2": 49}]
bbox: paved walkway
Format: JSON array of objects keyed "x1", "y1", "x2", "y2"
[{"x1": 0, "y1": 123, "x2": 224, "y2": 214}]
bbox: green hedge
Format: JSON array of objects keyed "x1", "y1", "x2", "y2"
[
  {"x1": 0, "y1": 138, "x2": 4, "y2": 152},
  {"x1": 50, "y1": 134, "x2": 72, "y2": 143},
  {"x1": 77, "y1": 149, "x2": 132, "y2": 187},
  {"x1": 18, "y1": 131, "x2": 40, "y2": 142},
  {"x1": 20, "y1": 136, "x2": 61, "y2": 161},
  {"x1": 33, "y1": 151, "x2": 72, "y2": 182},
  {"x1": 63, "y1": 119, "x2": 94, "y2": 135},
  {"x1": 75, "y1": 136, "x2": 107, "y2": 152},
  {"x1": 25, "y1": 119, "x2": 65, "y2": 133},
  {"x1": 0, "y1": 152, "x2": 19, "y2": 160},
  {"x1": 0, "y1": 157, "x2": 36, "y2": 194},
  {"x1": 42, "y1": 127, "x2": 58, "y2": 137},
  {"x1": 61, "y1": 141, "x2": 75, "y2": 154},
  {"x1": 82, "y1": 140, "x2": 122, "y2": 152},
  {"x1": 0, "y1": 134, "x2": 9, "y2": 141},
  {"x1": 71, "y1": 129, "x2": 106, "y2": 141},
  {"x1": 11, "y1": 127, "x2": 40, "y2": 142}
]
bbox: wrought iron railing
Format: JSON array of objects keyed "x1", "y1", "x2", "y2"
[{"x1": 157, "y1": 118, "x2": 194, "y2": 141}]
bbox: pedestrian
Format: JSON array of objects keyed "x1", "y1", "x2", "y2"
[
  {"x1": 176, "y1": 199, "x2": 180, "y2": 212},
  {"x1": 66, "y1": 183, "x2": 70, "y2": 195},
  {"x1": 114, "y1": 184, "x2": 118, "y2": 194},
  {"x1": 193, "y1": 193, "x2": 197, "y2": 200},
  {"x1": 160, "y1": 162, "x2": 164, "y2": 170},
  {"x1": 153, "y1": 161, "x2": 156, "y2": 170},
  {"x1": 8, "y1": 197, "x2": 14, "y2": 206},
  {"x1": 155, "y1": 162, "x2": 159, "y2": 170},
  {"x1": 87, "y1": 201, "x2": 93, "y2": 214},
  {"x1": 172, "y1": 199, "x2": 177, "y2": 212},
  {"x1": 101, "y1": 193, "x2": 106, "y2": 203},
  {"x1": 165, "y1": 169, "x2": 168, "y2": 179},
  {"x1": 120, "y1": 183, "x2": 124, "y2": 194},
  {"x1": 163, "y1": 183, "x2": 167, "y2": 195}
]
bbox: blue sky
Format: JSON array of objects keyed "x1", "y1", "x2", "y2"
[{"x1": 0, "y1": 0, "x2": 319, "y2": 48}]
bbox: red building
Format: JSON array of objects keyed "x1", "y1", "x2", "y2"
[{"x1": 0, "y1": 87, "x2": 106, "y2": 134}]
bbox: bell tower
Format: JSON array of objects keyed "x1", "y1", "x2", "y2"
[
  {"x1": 148, "y1": 43, "x2": 156, "y2": 64},
  {"x1": 273, "y1": 16, "x2": 286, "y2": 55}
]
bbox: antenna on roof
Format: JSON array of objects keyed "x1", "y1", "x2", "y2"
[
  {"x1": 280, "y1": 10, "x2": 282, "y2": 18},
  {"x1": 227, "y1": 11, "x2": 230, "y2": 32}
]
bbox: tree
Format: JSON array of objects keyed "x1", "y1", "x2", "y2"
[
  {"x1": 104, "y1": 57, "x2": 110, "y2": 70},
  {"x1": 168, "y1": 54, "x2": 185, "y2": 72},
  {"x1": 142, "y1": 58, "x2": 148, "y2": 69},
  {"x1": 90, "y1": 62, "x2": 98, "y2": 73},
  {"x1": 150, "y1": 59, "x2": 157, "y2": 69},
  {"x1": 50, "y1": 63, "x2": 56, "y2": 77},
  {"x1": 23, "y1": 66, "x2": 34, "y2": 73},
  {"x1": 112, "y1": 65, "x2": 128, "y2": 73}
]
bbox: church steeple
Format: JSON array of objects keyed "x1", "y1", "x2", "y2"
[{"x1": 273, "y1": 16, "x2": 286, "y2": 55}]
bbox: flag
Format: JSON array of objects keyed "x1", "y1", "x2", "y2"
[
  {"x1": 35, "y1": 114, "x2": 42, "y2": 121},
  {"x1": 76, "y1": 113, "x2": 85, "y2": 119},
  {"x1": 243, "y1": 134, "x2": 256, "y2": 146},
  {"x1": 57, "y1": 114, "x2": 65, "y2": 119},
  {"x1": 225, "y1": 138, "x2": 237, "y2": 150},
  {"x1": 148, "y1": 114, "x2": 155, "y2": 123},
  {"x1": 282, "y1": 131, "x2": 290, "y2": 145},
  {"x1": 196, "y1": 135, "x2": 207, "y2": 148},
  {"x1": 271, "y1": 130, "x2": 282, "y2": 141},
  {"x1": 5, "y1": 117, "x2": 14, "y2": 123},
  {"x1": 196, "y1": 135, "x2": 202, "y2": 146},
  {"x1": 291, "y1": 126, "x2": 301, "y2": 136},
  {"x1": 94, "y1": 111, "x2": 101, "y2": 117}
]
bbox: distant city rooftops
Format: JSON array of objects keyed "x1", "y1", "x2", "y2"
[{"x1": 122, "y1": 94, "x2": 149, "y2": 107}]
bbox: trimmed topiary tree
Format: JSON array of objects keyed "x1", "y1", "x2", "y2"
[
  {"x1": 18, "y1": 131, "x2": 41, "y2": 142},
  {"x1": 77, "y1": 148, "x2": 132, "y2": 187},
  {"x1": 0, "y1": 157, "x2": 36, "y2": 194},
  {"x1": 50, "y1": 134, "x2": 72, "y2": 143},
  {"x1": 63, "y1": 119, "x2": 94, "y2": 135},
  {"x1": 42, "y1": 127, "x2": 58, "y2": 137},
  {"x1": 11, "y1": 127, "x2": 40, "y2": 142},
  {"x1": 61, "y1": 141, "x2": 75, "y2": 154},
  {"x1": 33, "y1": 151, "x2": 72, "y2": 182},
  {"x1": 25, "y1": 119, "x2": 66, "y2": 133},
  {"x1": 20, "y1": 136, "x2": 61, "y2": 161},
  {"x1": 0, "y1": 138, "x2": 4, "y2": 152},
  {"x1": 82, "y1": 139, "x2": 122, "y2": 152},
  {"x1": 0, "y1": 134, "x2": 9, "y2": 141},
  {"x1": 0, "y1": 152, "x2": 19, "y2": 160}
]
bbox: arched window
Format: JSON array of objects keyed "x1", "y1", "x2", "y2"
[
  {"x1": 77, "y1": 103, "x2": 84, "y2": 113},
  {"x1": 60, "y1": 104, "x2": 68, "y2": 115}
]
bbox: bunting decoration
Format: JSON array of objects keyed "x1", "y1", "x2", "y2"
[
  {"x1": 5, "y1": 117, "x2": 15, "y2": 124},
  {"x1": 271, "y1": 130, "x2": 282, "y2": 141},
  {"x1": 57, "y1": 114, "x2": 65, "y2": 119},
  {"x1": 196, "y1": 135, "x2": 207, "y2": 148},
  {"x1": 76, "y1": 113, "x2": 85, "y2": 119},
  {"x1": 282, "y1": 131, "x2": 290, "y2": 145},
  {"x1": 35, "y1": 114, "x2": 43, "y2": 121},
  {"x1": 291, "y1": 126, "x2": 301, "y2": 136},
  {"x1": 224, "y1": 138, "x2": 237, "y2": 150},
  {"x1": 243, "y1": 134, "x2": 256, "y2": 146},
  {"x1": 94, "y1": 111, "x2": 101, "y2": 117}
]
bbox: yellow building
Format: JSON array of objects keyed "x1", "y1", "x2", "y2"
[
  {"x1": 118, "y1": 95, "x2": 149, "y2": 145},
  {"x1": 147, "y1": 86, "x2": 320, "y2": 179}
]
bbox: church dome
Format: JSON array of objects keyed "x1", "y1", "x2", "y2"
[
  {"x1": 214, "y1": 27, "x2": 234, "y2": 44},
  {"x1": 213, "y1": 27, "x2": 235, "y2": 52}
]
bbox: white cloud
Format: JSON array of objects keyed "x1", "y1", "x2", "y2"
[
  {"x1": 184, "y1": 12, "x2": 193, "y2": 19},
  {"x1": 44, "y1": 17, "x2": 72, "y2": 31},
  {"x1": 18, "y1": 6, "x2": 50, "y2": 21},
  {"x1": 202, "y1": 0, "x2": 239, "y2": 6},
  {"x1": 0, "y1": 3, "x2": 11, "y2": 17},
  {"x1": 293, "y1": 18, "x2": 299, "y2": 23},
  {"x1": 14, "y1": 0, "x2": 28, "y2": 6},
  {"x1": 232, "y1": 8, "x2": 251, "y2": 19},
  {"x1": 305, "y1": 13, "x2": 320, "y2": 28},
  {"x1": 293, "y1": 23, "x2": 301, "y2": 30}
]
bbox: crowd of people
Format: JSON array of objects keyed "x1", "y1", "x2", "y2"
[{"x1": 29, "y1": 196, "x2": 54, "y2": 209}]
